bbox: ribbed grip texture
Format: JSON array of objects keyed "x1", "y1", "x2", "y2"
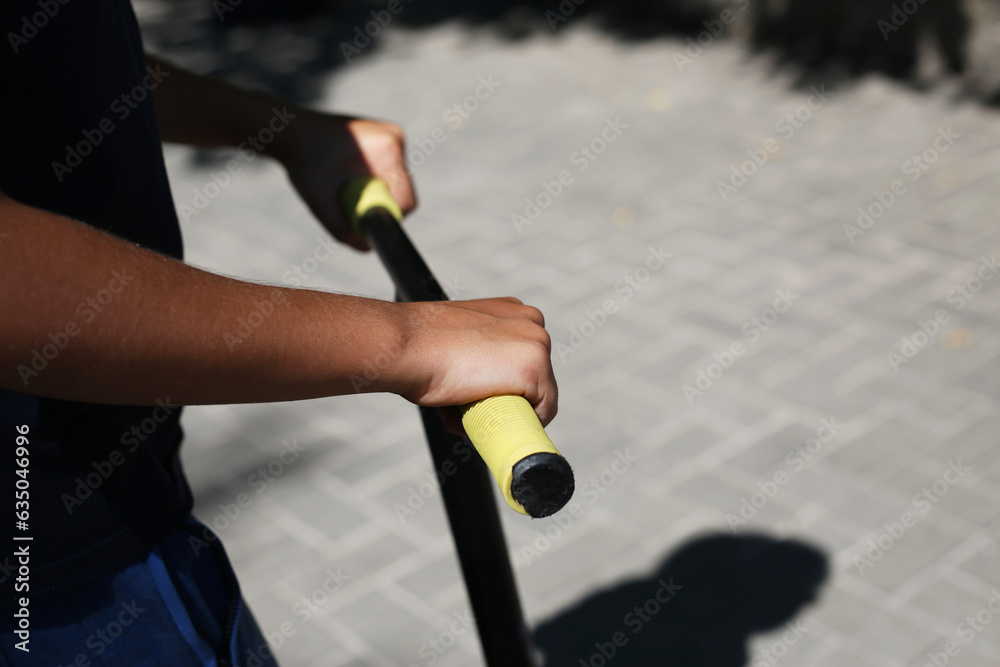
[{"x1": 462, "y1": 395, "x2": 562, "y2": 515}]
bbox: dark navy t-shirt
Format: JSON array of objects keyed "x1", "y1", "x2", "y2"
[{"x1": 0, "y1": 0, "x2": 193, "y2": 604}]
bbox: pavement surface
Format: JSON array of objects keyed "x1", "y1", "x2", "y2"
[{"x1": 141, "y1": 5, "x2": 1000, "y2": 666}]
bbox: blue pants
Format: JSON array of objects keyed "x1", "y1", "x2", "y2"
[{"x1": 0, "y1": 518, "x2": 278, "y2": 667}]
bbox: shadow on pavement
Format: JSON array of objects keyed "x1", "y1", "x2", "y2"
[
  {"x1": 140, "y1": 0, "x2": 981, "y2": 109},
  {"x1": 533, "y1": 533, "x2": 828, "y2": 667}
]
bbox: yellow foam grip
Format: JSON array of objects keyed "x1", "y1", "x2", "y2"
[
  {"x1": 462, "y1": 395, "x2": 562, "y2": 515},
  {"x1": 343, "y1": 177, "x2": 403, "y2": 233},
  {"x1": 341, "y1": 178, "x2": 560, "y2": 514}
]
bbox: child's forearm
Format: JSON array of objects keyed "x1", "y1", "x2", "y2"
[
  {"x1": 0, "y1": 193, "x2": 407, "y2": 404},
  {"x1": 0, "y1": 193, "x2": 557, "y2": 424}
]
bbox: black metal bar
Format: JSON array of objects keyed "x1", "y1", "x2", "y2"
[
  {"x1": 361, "y1": 211, "x2": 444, "y2": 303},
  {"x1": 360, "y1": 208, "x2": 537, "y2": 666}
]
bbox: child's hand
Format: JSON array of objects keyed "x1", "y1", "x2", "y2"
[
  {"x1": 278, "y1": 111, "x2": 416, "y2": 251},
  {"x1": 391, "y1": 298, "x2": 558, "y2": 434}
]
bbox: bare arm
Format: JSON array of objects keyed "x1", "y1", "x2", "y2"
[
  {"x1": 0, "y1": 193, "x2": 556, "y2": 424},
  {"x1": 147, "y1": 54, "x2": 414, "y2": 251},
  {"x1": 0, "y1": 55, "x2": 556, "y2": 428}
]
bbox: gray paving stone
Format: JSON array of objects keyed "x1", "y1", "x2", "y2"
[
  {"x1": 908, "y1": 578, "x2": 1000, "y2": 632},
  {"x1": 332, "y1": 591, "x2": 450, "y2": 666},
  {"x1": 846, "y1": 519, "x2": 972, "y2": 593},
  {"x1": 814, "y1": 586, "x2": 932, "y2": 663},
  {"x1": 130, "y1": 5, "x2": 1000, "y2": 664}
]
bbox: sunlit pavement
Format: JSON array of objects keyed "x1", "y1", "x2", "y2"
[{"x1": 148, "y1": 11, "x2": 1000, "y2": 667}]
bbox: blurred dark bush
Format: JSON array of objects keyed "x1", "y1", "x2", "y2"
[{"x1": 139, "y1": 0, "x2": 989, "y2": 106}]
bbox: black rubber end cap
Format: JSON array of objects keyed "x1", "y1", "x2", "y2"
[{"x1": 511, "y1": 452, "x2": 575, "y2": 519}]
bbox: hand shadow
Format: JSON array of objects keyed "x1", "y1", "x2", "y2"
[{"x1": 534, "y1": 532, "x2": 828, "y2": 667}]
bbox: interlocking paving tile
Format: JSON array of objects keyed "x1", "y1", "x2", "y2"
[{"x1": 133, "y1": 3, "x2": 1000, "y2": 664}]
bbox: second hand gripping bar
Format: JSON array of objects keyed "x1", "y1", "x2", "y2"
[{"x1": 342, "y1": 177, "x2": 574, "y2": 517}]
